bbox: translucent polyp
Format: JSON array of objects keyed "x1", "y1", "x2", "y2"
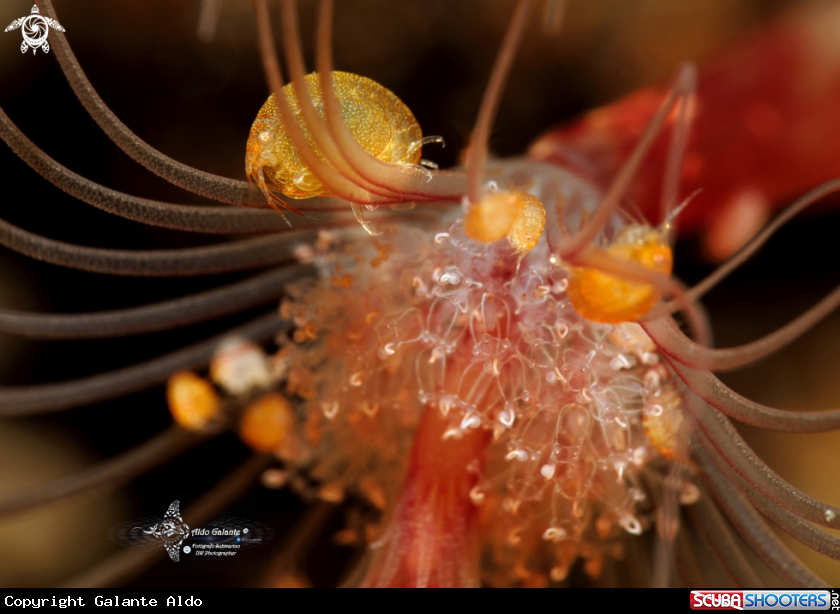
[{"x1": 273, "y1": 208, "x2": 685, "y2": 586}]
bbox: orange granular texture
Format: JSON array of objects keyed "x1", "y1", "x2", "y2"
[
  {"x1": 464, "y1": 191, "x2": 546, "y2": 254},
  {"x1": 567, "y1": 226, "x2": 672, "y2": 323},
  {"x1": 245, "y1": 71, "x2": 423, "y2": 200}
]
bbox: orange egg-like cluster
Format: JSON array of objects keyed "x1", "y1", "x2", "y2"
[
  {"x1": 239, "y1": 392, "x2": 301, "y2": 460},
  {"x1": 166, "y1": 371, "x2": 221, "y2": 431},
  {"x1": 464, "y1": 190, "x2": 546, "y2": 254},
  {"x1": 567, "y1": 225, "x2": 672, "y2": 323}
]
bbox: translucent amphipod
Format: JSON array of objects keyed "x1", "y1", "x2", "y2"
[{"x1": 246, "y1": 71, "x2": 427, "y2": 202}]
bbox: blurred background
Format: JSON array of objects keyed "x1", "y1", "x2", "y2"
[{"x1": 0, "y1": 0, "x2": 838, "y2": 587}]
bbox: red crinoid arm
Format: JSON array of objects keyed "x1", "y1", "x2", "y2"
[{"x1": 530, "y1": 3, "x2": 840, "y2": 258}]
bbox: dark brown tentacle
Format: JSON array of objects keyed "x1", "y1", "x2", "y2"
[
  {"x1": 36, "y1": 0, "x2": 267, "y2": 208},
  {"x1": 673, "y1": 527, "x2": 706, "y2": 588},
  {"x1": 685, "y1": 396, "x2": 840, "y2": 530},
  {"x1": 0, "y1": 216, "x2": 316, "y2": 276},
  {"x1": 0, "y1": 313, "x2": 285, "y2": 416},
  {"x1": 697, "y1": 429, "x2": 840, "y2": 562},
  {"x1": 56, "y1": 454, "x2": 272, "y2": 588},
  {"x1": 665, "y1": 355, "x2": 840, "y2": 433},
  {"x1": 0, "y1": 427, "x2": 208, "y2": 520},
  {"x1": 0, "y1": 265, "x2": 311, "y2": 339},
  {"x1": 685, "y1": 487, "x2": 765, "y2": 587},
  {"x1": 0, "y1": 108, "x2": 289, "y2": 233}
]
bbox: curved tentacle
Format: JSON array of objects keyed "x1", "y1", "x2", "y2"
[
  {"x1": 0, "y1": 217, "x2": 317, "y2": 276},
  {"x1": 0, "y1": 427, "x2": 208, "y2": 520},
  {"x1": 693, "y1": 446, "x2": 828, "y2": 588},
  {"x1": 252, "y1": 0, "x2": 396, "y2": 207},
  {"x1": 684, "y1": 396, "x2": 840, "y2": 530},
  {"x1": 313, "y1": 0, "x2": 467, "y2": 202},
  {"x1": 551, "y1": 63, "x2": 697, "y2": 260},
  {"x1": 0, "y1": 108, "x2": 289, "y2": 233},
  {"x1": 277, "y1": 0, "x2": 406, "y2": 203},
  {"x1": 644, "y1": 279, "x2": 840, "y2": 372},
  {"x1": 36, "y1": 0, "x2": 268, "y2": 208},
  {"x1": 698, "y1": 431, "x2": 840, "y2": 562},
  {"x1": 685, "y1": 488, "x2": 765, "y2": 587},
  {"x1": 0, "y1": 265, "x2": 312, "y2": 339},
  {"x1": 465, "y1": 0, "x2": 534, "y2": 204},
  {"x1": 0, "y1": 313, "x2": 285, "y2": 416},
  {"x1": 661, "y1": 354, "x2": 840, "y2": 433},
  {"x1": 673, "y1": 529, "x2": 706, "y2": 588},
  {"x1": 649, "y1": 178, "x2": 840, "y2": 320}
]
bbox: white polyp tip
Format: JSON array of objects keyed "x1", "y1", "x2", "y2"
[
  {"x1": 680, "y1": 483, "x2": 701, "y2": 505},
  {"x1": 443, "y1": 427, "x2": 463, "y2": 440},
  {"x1": 469, "y1": 486, "x2": 485, "y2": 505},
  {"x1": 619, "y1": 515, "x2": 642, "y2": 536}
]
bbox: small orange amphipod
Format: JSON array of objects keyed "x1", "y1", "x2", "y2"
[
  {"x1": 463, "y1": 190, "x2": 547, "y2": 254},
  {"x1": 566, "y1": 224, "x2": 673, "y2": 323},
  {"x1": 245, "y1": 71, "x2": 427, "y2": 202}
]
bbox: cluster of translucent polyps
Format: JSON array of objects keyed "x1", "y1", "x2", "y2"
[{"x1": 274, "y1": 216, "x2": 685, "y2": 583}]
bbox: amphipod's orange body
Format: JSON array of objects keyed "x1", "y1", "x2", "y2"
[
  {"x1": 566, "y1": 225, "x2": 673, "y2": 324},
  {"x1": 246, "y1": 71, "x2": 423, "y2": 200},
  {"x1": 464, "y1": 190, "x2": 547, "y2": 255}
]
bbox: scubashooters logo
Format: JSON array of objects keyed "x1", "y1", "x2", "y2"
[
  {"x1": 690, "y1": 590, "x2": 838, "y2": 611},
  {"x1": 4, "y1": 5, "x2": 65, "y2": 55}
]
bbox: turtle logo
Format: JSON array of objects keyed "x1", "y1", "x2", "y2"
[
  {"x1": 4, "y1": 5, "x2": 65, "y2": 55},
  {"x1": 141, "y1": 501, "x2": 191, "y2": 562}
]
